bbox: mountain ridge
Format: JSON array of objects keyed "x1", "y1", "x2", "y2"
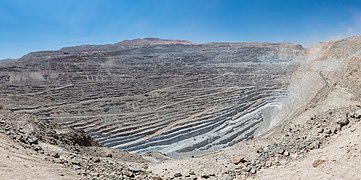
[
  {"x1": 11, "y1": 36, "x2": 361, "y2": 62},
  {"x1": 9, "y1": 38, "x2": 307, "y2": 61}
]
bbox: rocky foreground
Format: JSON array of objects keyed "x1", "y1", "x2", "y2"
[
  {"x1": 0, "y1": 109, "x2": 153, "y2": 179},
  {"x1": 0, "y1": 36, "x2": 360, "y2": 179},
  {"x1": 2, "y1": 105, "x2": 361, "y2": 179}
]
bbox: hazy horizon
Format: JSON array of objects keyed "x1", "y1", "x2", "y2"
[{"x1": 1, "y1": 0, "x2": 361, "y2": 59}]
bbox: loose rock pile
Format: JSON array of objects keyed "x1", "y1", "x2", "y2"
[
  {"x1": 220, "y1": 106, "x2": 361, "y2": 179},
  {"x1": 0, "y1": 110, "x2": 155, "y2": 179}
]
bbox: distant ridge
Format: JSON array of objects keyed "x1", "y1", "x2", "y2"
[
  {"x1": 57, "y1": 38, "x2": 193, "y2": 54},
  {"x1": 0, "y1": 58, "x2": 16, "y2": 62},
  {"x1": 117, "y1": 38, "x2": 193, "y2": 46}
]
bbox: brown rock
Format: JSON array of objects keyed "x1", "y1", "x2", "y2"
[
  {"x1": 312, "y1": 159, "x2": 326, "y2": 168},
  {"x1": 317, "y1": 128, "x2": 324, "y2": 133},
  {"x1": 152, "y1": 176, "x2": 163, "y2": 180},
  {"x1": 231, "y1": 156, "x2": 246, "y2": 165}
]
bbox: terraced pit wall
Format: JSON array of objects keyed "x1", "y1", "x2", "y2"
[{"x1": 0, "y1": 42, "x2": 305, "y2": 157}]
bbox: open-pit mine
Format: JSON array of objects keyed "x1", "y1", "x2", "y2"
[
  {"x1": 1, "y1": 36, "x2": 361, "y2": 179},
  {"x1": 0, "y1": 38, "x2": 306, "y2": 157}
]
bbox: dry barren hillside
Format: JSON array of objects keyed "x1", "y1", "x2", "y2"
[{"x1": 0, "y1": 36, "x2": 360, "y2": 179}]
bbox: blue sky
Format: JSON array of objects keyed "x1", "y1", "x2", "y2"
[{"x1": 1, "y1": 0, "x2": 361, "y2": 59}]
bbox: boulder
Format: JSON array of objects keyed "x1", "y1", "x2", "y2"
[
  {"x1": 354, "y1": 110, "x2": 361, "y2": 119},
  {"x1": 265, "y1": 161, "x2": 272, "y2": 167},
  {"x1": 174, "y1": 172, "x2": 182, "y2": 177},
  {"x1": 312, "y1": 159, "x2": 326, "y2": 168},
  {"x1": 52, "y1": 153, "x2": 60, "y2": 158},
  {"x1": 94, "y1": 158, "x2": 101, "y2": 163},
  {"x1": 152, "y1": 176, "x2": 163, "y2": 180},
  {"x1": 243, "y1": 166, "x2": 252, "y2": 172},
  {"x1": 336, "y1": 118, "x2": 349, "y2": 127},
  {"x1": 283, "y1": 150, "x2": 290, "y2": 156},
  {"x1": 309, "y1": 141, "x2": 320, "y2": 149},
  {"x1": 317, "y1": 128, "x2": 324, "y2": 133},
  {"x1": 106, "y1": 153, "x2": 113, "y2": 158},
  {"x1": 274, "y1": 147, "x2": 285, "y2": 154},
  {"x1": 324, "y1": 128, "x2": 332, "y2": 134},
  {"x1": 201, "y1": 174, "x2": 210, "y2": 179},
  {"x1": 231, "y1": 156, "x2": 246, "y2": 165}
]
